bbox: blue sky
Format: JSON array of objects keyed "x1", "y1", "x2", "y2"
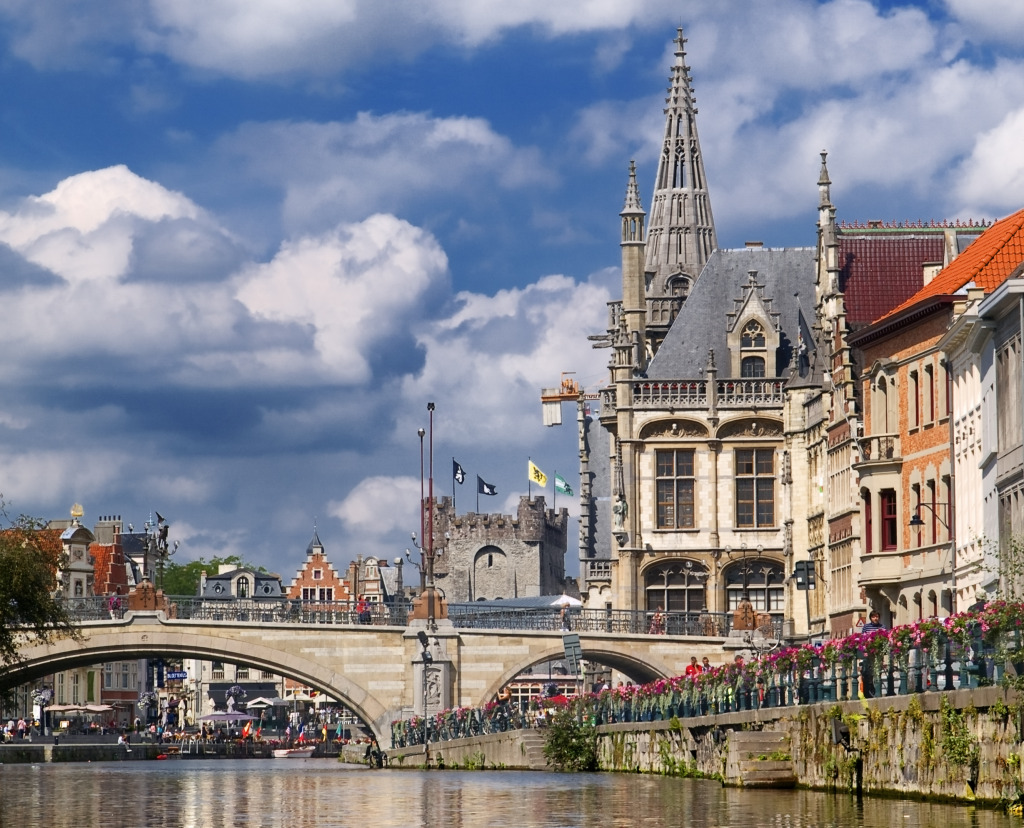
[{"x1": 1, "y1": 0, "x2": 1023, "y2": 583}]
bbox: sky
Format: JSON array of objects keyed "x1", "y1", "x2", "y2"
[{"x1": 1, "y1": 0, "x2": 1024, "y2": 584}]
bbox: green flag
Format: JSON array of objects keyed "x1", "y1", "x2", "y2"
[{"x1": 554, "y1": 473, "x2": 573, "y2": 496}]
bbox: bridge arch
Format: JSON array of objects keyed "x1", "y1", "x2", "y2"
[
  {"x1": 3, "y1": 614, "x2": 396, "y2": 740},
  {"x1": 475, "y1": 636, "x2": 691, "y2": 704}
]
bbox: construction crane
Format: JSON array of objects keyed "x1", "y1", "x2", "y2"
[{"x1": 540, "y1": 372, "x2": 598, "y2": 427}]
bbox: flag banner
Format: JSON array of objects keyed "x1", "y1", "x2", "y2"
[
  {"x1": 555, "y1": 473, "x2": 574, "y2": 496},
  {"x1": 478, "y1": 475, "x2": 497, "y2": 496},
  {"x1": 453, "y1": 459, "x2": 466, "y2": 484},
  {"x1": 528, "y1": 460, "x2": 548, "y2": 487}
]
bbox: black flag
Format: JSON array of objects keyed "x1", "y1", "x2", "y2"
[
  {"x1": 453, "y1": 460, "x2": 466, "y2": 485},
  {"x1": 477, "y1": 475, "x2": 497, "y2": 496}
]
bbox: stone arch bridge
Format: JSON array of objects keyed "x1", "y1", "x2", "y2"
[{"x1": 4, "y1": 611, "x2": 736, "y2": 742}]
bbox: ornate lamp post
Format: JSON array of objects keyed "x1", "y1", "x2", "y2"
[{"x1": 425, "y1": 402, "x2": 436, "y2": 632}]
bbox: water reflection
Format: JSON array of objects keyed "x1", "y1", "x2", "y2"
[{"x1": 0, "y1": 761, "x2": 1013, "y2": 828}]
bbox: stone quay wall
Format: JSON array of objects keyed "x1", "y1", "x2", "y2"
[
  {"x1": 410, "y1": 687, "x2": 1024, "y2": 804},
  {"x1": 596, "y1": 686, "x2": 1024, "y2": 803}
]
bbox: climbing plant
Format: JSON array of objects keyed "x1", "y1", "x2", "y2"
[{"x1": 543, "y1": 707, "x2": 599, "y2": 772}]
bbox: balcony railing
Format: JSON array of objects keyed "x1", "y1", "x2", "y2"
[
  {"x1": 716, "y1": 379, "x2": 785, "y2": 407},
  {"x1": 632, "y1": 380, "x2": 707, "y2": 409},
  {"x1": 859, "y1": 433, "x2": 901, "y2": 461}
]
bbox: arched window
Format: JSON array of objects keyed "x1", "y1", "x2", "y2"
[
  {"x1": 725, "y1": 559, "x2": 784, "y2": 613},
  {"x1": 741, "y1": 356, "x2": 765, "y2": 377},
  {"x1": 644, "y1": 560, "x2": 708, "y2": 613},
  {"x1": 667, "y1": 276, "x2": 690, "y2": 298},
  {"x1": 741, "y1": 320, "x2": 766, "y2": 347}
]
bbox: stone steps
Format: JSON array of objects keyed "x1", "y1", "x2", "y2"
[
  {"x1": 725, "y1": 730, "x2": 796, "y2": 788},
  {"x1": 519, "y1": 730, "x2": 549, "y2": 770}
]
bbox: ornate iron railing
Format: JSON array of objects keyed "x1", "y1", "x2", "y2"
[{"x1": 392, "y1": 618, "x2": 1008, "y2": 748}]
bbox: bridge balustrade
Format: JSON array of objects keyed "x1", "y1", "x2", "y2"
[{"x1": 60, "y1": 596, "x2": 762, "y2": 637}]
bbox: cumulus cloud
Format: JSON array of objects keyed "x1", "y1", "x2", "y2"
[
  {"x1": 953, "y1": 107, "x2": 1024, "y2": 215},
  {"x1": 0, "y1": 0, "x2": 687, "y2": 78},
  {"x1": 216, "y1": 114, "x2": 550, "y2": 236},
  {"x1": 330, "y1": 475, "x2": 421, "y2": 539},
  {"x1": 236, "y1": 213, "x2": 449, "y2": 384}
]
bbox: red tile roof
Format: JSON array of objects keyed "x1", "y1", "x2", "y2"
[
  {"x1": 839, "y1": 234, "x2": 948, "y2": 326},
  {"x1": 876, "y1": 206, "x2": 1024, "y2": 322}
]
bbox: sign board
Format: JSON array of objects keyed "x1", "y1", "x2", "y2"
[
  {"x1": 166, "y1": 671, "x2": 188, "y2": 680},
  {"x1": 562, "y1": 633, "x2": 583, "y2": 677}
]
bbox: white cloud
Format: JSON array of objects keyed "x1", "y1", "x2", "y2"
[
  {"x1": 954, "y1": 107, "x2": 1024, "y2": 215},
  {"x1": 218, "y1": 114, "x2": 550, "y2": 235},
  {"x1": 330, "y1": 475, "x2": 421, "y2": 538},
  {"x1": 400, "y1": 273, "x2": 611, "y2": 448},
  {"x1": 945, "y1": 0, "x2": 1024, "y2": 42},
  {"x1": 236, "y1": 214, "x2": 449, "y2": 383}
]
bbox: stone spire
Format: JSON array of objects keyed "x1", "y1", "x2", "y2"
[
  {"x1": 620, "y1": 161, "x2": 647, "y2": 371},
  {"x1": 644, "y1": 27, "x2": 717, "y2": 299}
]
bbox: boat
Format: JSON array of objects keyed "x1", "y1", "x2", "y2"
[{"x1": 273, "y1": 746, "x2": 316, "y2": 759}]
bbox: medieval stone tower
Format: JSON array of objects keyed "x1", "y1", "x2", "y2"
[{"x1": 429, "y1": 496, "x2": 568, "y2": 602}]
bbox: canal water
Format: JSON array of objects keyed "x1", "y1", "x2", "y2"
[{"x1": 0, "y1": 759, "x2": 1014, "y2": 828}]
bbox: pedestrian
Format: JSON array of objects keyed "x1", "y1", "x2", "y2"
[
  {"x1": 560, "y1": 602, "x2": 571, "y2": 631},
  {"x1": 701, "y1": 656, "x2": 711, "y2": 672},
  {"x1": 860, "y1": 610, "x2": 887, "y2": 698},
  {"x1": 649, "y1": 605, "x2": 665, "y2": 634},
  {"x1": 685, "y1": 656, "x2": 701, "y2": 678},
  {"x1": 356, "y1": 595, "x2": 371, "y2": 624}
]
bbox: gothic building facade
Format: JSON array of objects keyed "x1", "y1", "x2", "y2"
[{"x1": 582, "y1": 26, "x2": 1024, "y2": 640}]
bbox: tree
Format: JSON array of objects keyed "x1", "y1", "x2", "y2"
[
  {"x1": 0, "y1": 503, "x2": 80, "y2": 684},
  {"x1": 161, "y1": 555, "x2": 267, "y2": 596}
]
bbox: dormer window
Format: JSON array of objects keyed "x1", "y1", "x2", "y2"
[
  {"x1": 237, "y1": 578, "x2": 250, "y2": 598},
  {"x1": 741, "y1": 320, "x2": 766, "y2": 348},
  {"x1": 739, "y1": 320, "x2": 767, "y2": 377}
]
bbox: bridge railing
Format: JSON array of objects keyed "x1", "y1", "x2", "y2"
[
  {"x1": 391, "y1": 604, "x2": 1024, "y2": 748},
  {"x1": 62, "y1": 596, "x2": 412, "y2": 626},
  {"x1": 446, "y1": 605, "x2": 781, "y2": 638},
  {"x1": 61, "y1": 594, "x2": 782, "y2": 637}
]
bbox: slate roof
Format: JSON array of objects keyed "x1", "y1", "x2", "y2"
[
  {"x1": 874, "y1": 207, "x2": 1024, "y2": 323},
  {"x1": 648, "y1": 247, "x2": 817, "y2": 379}
]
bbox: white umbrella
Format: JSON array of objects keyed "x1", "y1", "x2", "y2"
[
  {"x1": 200, "y1": 712, "x2": 255, "y2": 722},
  {"x1": 551, "y1": 594, "x2": 582, "y2": 607}
]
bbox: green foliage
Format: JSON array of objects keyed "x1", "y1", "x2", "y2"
[
  {"x1": 161, "y1": 555, "x2": 266, "y2": 596},
  {"x1": 940, "y1": 696, "x2": 980, "y2": 768},
  {"x1": 543, "y1": 707, "x2": 599, "y2": 772},
  {"x1": 463, "y1": 751, "x2": 487, "y2": 770},
  {"x1": 0, "y1": 502, "x2": 81, "y2": 686}
]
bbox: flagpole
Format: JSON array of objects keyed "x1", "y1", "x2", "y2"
[
  {"x1": 452, "y1": 456, "x2": 456, "y2": 513},
  {"x1": 528, "y1": 456, "x2": 532, "y2": 500},
  {"x1": 553, "y1": 469, "x2": 557, "y2": 511}
]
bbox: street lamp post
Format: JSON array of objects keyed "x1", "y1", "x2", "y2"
[
  {"x1": 426, "y1": 402, "x2": 436, "y2": 632},
  {"x1": 909, "y1": 502, "x2": 955, "y2": 613},
  {"x1": 417, "y1": 428, "x2": 427, "y2": 593}
]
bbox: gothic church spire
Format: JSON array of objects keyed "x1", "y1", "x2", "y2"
[{"x1": 644, "y1": 27, "x2": 718, "y2": 299}]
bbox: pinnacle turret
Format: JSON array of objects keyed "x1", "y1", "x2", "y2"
[{"x1": 644, "y1": 27, "x2": 718, "y2": 299}]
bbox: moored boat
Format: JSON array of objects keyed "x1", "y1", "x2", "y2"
[{"x1": 273, "y1": 746, "x2": 316, "y2": 759}]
